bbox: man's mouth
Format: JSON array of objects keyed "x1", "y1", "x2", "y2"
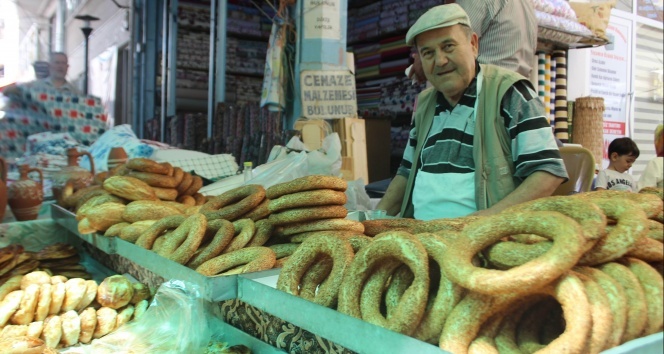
[{"x1": 436, "y1": 70, "x2": 454, "y2": 76}]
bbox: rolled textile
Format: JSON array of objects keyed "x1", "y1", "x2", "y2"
[
  {"x1": 553, "y1": 50, "x2": 569, "y2": 142},
  {"x1": 538, "y1": 52, "x2": 546, "y2": 100},
  {"x1": 550, "y1": 58, "x2": 557, "y2": 125},
  {"x1": 544, "y1": 54, "x2": 551, "y2": 123}
]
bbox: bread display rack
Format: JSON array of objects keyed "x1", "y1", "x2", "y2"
[{"x1": 48, "y1": 203, "x2": 664, "y2": 354}]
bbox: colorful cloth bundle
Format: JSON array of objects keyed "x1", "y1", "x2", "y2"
[{"x1": 0, "y1": 86, "x2": 110, "y2": 159}]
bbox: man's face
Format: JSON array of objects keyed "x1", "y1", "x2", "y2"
[
  {"x1": 50, "y1": 54, "x2": 69, "y2": 80},
  {"x1": 416, "y1": 25, "x2": 479, "y2": 104}
]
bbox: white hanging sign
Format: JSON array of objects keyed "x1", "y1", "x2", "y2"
[
  {"x1": 303, "y1": 0, "x2": 341, "y2": 40},
  {"x1": 300, "y1": 70, "x2": 357, "y2": 119}
]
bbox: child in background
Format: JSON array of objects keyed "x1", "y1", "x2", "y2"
[{"x1": 595, "y1": 137, "x2": 640, "y2": 192}]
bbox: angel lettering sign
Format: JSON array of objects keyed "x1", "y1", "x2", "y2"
[{"x1": 301, "y1": 70, "x2": 358, "y2": 119}]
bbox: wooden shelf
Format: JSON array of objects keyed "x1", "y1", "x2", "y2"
[{"x1": 536, "y1": 25, "x2": 609, "y2": 51}]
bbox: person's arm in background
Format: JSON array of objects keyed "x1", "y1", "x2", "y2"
[
  {"x1": 1, "y1": 84, "x2": 22, "y2": 97},
  {"x1": 474, "y1": 80, "x2": 566, "y2": 216},
  {"x1": 376, "y1": 175, "x2": 407, "y2": 216},
  {"x1": 594, "y1": 170, "x2": 607, "y2": 191}
]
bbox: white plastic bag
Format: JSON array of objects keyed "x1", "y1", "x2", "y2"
[
  {"x1": 344, "y1": 178, "x2": 373, "y2": 211},
  {"x1": 61, "y1": 280, "x2": 212, "y2": 354},
  {"x1": 243, "y1": 151, "x2": 309, "y2": 189},
  {"x1": 307, "y1": 132, "x2": 342, "y2": 177}
]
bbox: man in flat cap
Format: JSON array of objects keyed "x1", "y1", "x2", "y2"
[{"x1": 377, "y1": 4, "x2": 568, "y2": 220}]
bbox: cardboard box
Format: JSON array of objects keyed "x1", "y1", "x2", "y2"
[
  {"x1": 333, "y1": 118, "x2": 369, "y2": 183},
  {"x1": 293, "y1": 119, "x2": 329, "y2": 151}
]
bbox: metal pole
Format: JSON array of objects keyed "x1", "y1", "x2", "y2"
[{"x1": 81, "y1": 27, "x2": 93, "y2": 95}]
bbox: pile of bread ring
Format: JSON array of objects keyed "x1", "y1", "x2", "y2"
[
  {"x1": 1, "y1": 243, "x2": 92, "y2": 284},
  {"x1": 67, "y1": 158, "x2": 207, "y2": 235},
  {"x1": 73, "y1": 173, "x2": 359, "y2": 277},
  {"x1": 0, "y1": 271, "x2": 151, "y2": 351},
  {"x1": 276, "y1": 188, "x2": 663, "y2": 353}
]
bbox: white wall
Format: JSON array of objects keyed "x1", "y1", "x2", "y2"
[{"x1": 567, "y1": 7, "x2": 663, "y2": 177}]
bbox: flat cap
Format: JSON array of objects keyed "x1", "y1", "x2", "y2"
[{"x1": 405, "y1": 4, "x2": 471, "y2": 46}]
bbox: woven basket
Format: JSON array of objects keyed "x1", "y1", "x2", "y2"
[{"x1": 573, "y1": 97, "x2": 605, "y2": 164}]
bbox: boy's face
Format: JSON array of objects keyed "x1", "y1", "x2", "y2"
[{"x1": 610, "y1": 152, "x2": 637, "y2": 173}]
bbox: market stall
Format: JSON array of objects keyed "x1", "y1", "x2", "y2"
[{"x1": 1, "y1": 156, "x2": 662, "y2": 352}]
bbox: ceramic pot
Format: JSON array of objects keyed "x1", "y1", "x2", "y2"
[
  {"x1": 0, "y1": 157, "x2": 7, "y2": 223},
  {"x1": 107, "y1": 147, "x2": 128, "y2": 170},
  {"x1": 8, "y1": 165, "x2": 44, "y2": 221},
  {"x1": 51, "y1": 148, "x2": 95, "y2": 205}
]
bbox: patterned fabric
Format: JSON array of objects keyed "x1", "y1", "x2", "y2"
[
  {"x1": 79, "y1": 124, "x2": 155, "y2": 172},
  {"x1": 219, "y1": 299, "x2": 356, "y2": 354},
  {"x1": 0, "y1": 85, "x2": 110, "y2": 159}
]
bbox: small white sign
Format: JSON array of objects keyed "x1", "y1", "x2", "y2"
[
  {"x1": 303, "y1": 0, "x2": 341, "y2": 40},
  {"x1": 301, "y1": 70, "x2": 357, "y2": 119}
]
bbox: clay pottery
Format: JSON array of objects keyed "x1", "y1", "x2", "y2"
[
  {"x1": 107, "y1": 147, "x2": 128, "y2": 170},
  {"x1": 0, "y1": 157, "x2": 7, "y2": 222},
  {"x1": 8, "y1": 165, "x2": 44, "y2": 221},
  {"x1": 51, "y1": 148, "x2": 95, "y2": 205}
]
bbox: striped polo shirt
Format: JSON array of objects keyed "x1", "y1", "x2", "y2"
[{"x1": 397, "y1": 65, "x2": 567, "y2": 220}]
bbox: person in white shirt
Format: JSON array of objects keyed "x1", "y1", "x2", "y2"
[
  {"x1": 595, "y1": 137, "x2": 640, "y2": 192},
  {"x1": 638, "y1": 124, "x2": 663, "y2": 190}
]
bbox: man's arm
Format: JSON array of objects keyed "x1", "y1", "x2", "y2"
[
  {"x1": 472, "y1": 171, "x2": 564, "y2": 216},
  {"x1": 376, "y1": 175, "x2": 407, "y2": 216}
]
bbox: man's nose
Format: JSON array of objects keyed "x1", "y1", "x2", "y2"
[{"x1": 434, "y1": 49, "x2": 448, "y2": 66}]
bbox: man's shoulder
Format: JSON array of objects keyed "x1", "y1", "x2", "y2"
[{"x1": 480, "y1": 63, "x2": 525, "y2": 81}]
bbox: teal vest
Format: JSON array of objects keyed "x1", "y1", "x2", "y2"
[{"x1": 400, "y1": 64, "x2": 525, "y2": 218}]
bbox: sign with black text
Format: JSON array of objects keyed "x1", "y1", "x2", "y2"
[
  {"x1": 303, "y1": 0, "x2": 341, "y2": 40},
  {"x1": 300, "y1": 70, "x2": 358, "y2": 119}
]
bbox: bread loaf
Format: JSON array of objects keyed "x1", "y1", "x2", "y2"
[
  {"x1": 97, "y1": 275, "x2": 134, "y2": 309},
  {"x1": 85, "y1": 202, "x2": 127, "y2": 231},
  {"x1": 103, "y1": 176, "x2": 158, "y2": 201},
  {"x1": 122, "y1": 200, "x2": 182, "y2": 223}
]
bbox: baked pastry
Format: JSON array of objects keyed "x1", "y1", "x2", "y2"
[
  {"x1": 48, "y1": 282, "x2": 66, "y2": 315},
  {"x1": 34, "y1": 283, "x2": 52, "y2": 322},
  {"x1": 130, "y1": 283, "x2": 150, "y2": 304},
  {"x1": 10, "y1": 284, "x2": 39, "y2": 325},
  {"x1": 93, "y1": 307, "x2": 117, "y2": 339},
  {"x1": 62, "y1": 278, "x2": 87, "y2": 312},
  {"x1": 26, "y1": 320, "x2": 44, "y2": 339},
  {"x1": 133, "y1": 299, "x2": 149, "y2": 320},
  {"x1": 97, "y1": 275, "x2": 134, "y2": 309},
  {"x1": 0, "y1": 324, "x2": 28, "y2": 339},
  {"x1": 103, "y1": 176, "x2": 158, "y2": 201},
  {"x1": 78, "y1": 307, "x2": 97, "y2": 344},
  {"x1": 41, "y1": 315, "x2": 62, "y2": 348},
  {"x1": 0, "y1": 276, "x2": 22, "y2": 302},
  {"x1": 0, "y1": 335, "x2": 45, "y2": 354},
  {"x1": 76, "y1": 280, "x2": 98, "y2": 311},
  {"x1": 86, "y1": 202, "x2": 127, "y2": 231},
  {"x1": 0, "y1": 291, "x2": 23, "y2": 327},
  {"x1": 115, "y1": 304, "x2": 135, "y2": 328},
  {"x1": 19, "y1": 271, "x2": 51, "y2": 290},
  {"x1": 60, "y1": 310, "x2": 81, "y2": 347}
]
